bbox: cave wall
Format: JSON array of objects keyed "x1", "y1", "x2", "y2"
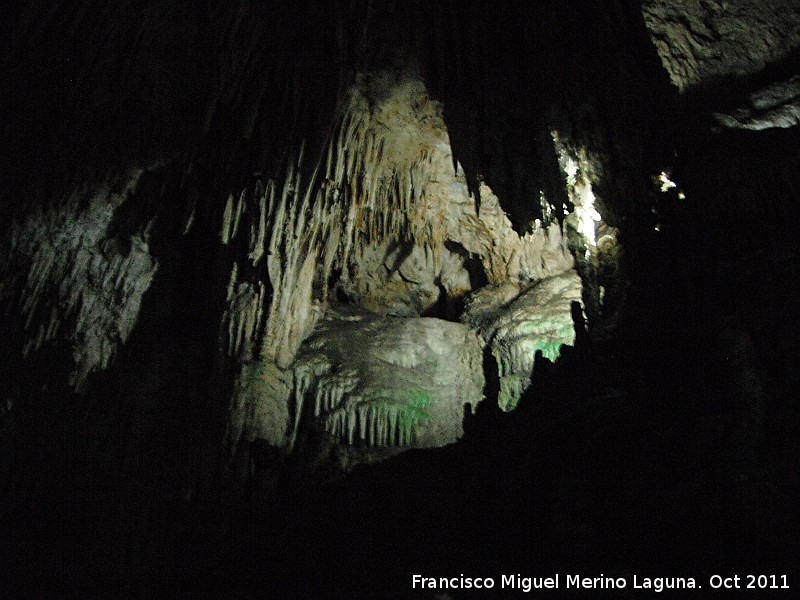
[
  {"x1": 643, "y1": 0, "x2": 800, "y2": 92},
  {"x1": 3, "y1": 0, "x2": 799, "y2": 595},
  {"x1": 4, "y1": 0, "x2": 660, "y2": 468}
]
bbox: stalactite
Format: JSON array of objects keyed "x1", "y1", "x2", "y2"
[
  {"x1": 216, "y1": 72, "x2": 582, "y2": 454},
  {"x1": 464, "y1": 270, "x2": 584, "y2": 411},
  {"x1": 221, "y1": 193, "x2": 235, "y2": 244},
  {"x1": 0, "y1": 168, "x2": 160, "y2": 390},
  {"x1": 220, "y1": 262, "x2": 267, "y2": 360},
  {"x1": 248, "y1": 185, "x2": 267, "y2": 265}
]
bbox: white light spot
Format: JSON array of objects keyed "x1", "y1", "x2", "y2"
[
  {"x1": 657, "y1": 171, "x2": 677, "y2": 193},
  {"x1": 552, "y1": 130, "x2": 603, "y2": 247}
]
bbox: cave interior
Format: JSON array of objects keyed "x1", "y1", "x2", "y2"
[{"x1": 3, "y1": 0, "x2": 800, "y2": 597}]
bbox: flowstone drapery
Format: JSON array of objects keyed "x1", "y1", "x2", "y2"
[
  {"x1": 291, "y1": 308, "x2": 484, "y2": 449},
  {"x1": 222, "y1": 73, "x2": 589, "y2": 450}
]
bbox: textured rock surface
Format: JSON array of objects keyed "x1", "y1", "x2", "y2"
[
  {"x1": 642, "y1": 0, "x2": 800, "y2": 92},
  {"x1": 464, "y1": 270, "x2": 584, "y2": 411},
  {"x1": 228, "y1": 361, "x2": 294, "y2": 449},
  {"x1": 291, "y1": 307, "x2": 484, "y2": 449},
  {"x1": 713, "y1": 74, "x2": 800, "y2": 130},
  {"x1": 0, "y1": 168, "x2": 158, "y2": 389},
  {"x1": 333, "y1": 77, "x2": 575, "y2": 317},
  {"x1": 7, "y1": 2, "x2": 798, "y2": 596},
  {"x1": 215, "y1": 73, "x2": 580, "y2": 451}
]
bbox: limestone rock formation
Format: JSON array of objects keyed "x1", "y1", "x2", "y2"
[
  {"x1": 642, "y1": 0, "x2": 800, "y2": 92},
  {"x1": 212, "y1": 72, "x2": 586, "y2": 456},
  {"x1": 464, "y1": 271, "x2": 584, "y2": 411},
  {"x1": 6, "y1": 2, "x2": 797, "y2": 595},
  {"x1": 291, "y1": 307, "x2": 484, "y2": 450},
  {"x1": 0, "y1": 168, "x2": 158, "y2": 389},
  {"x1": 713, "y1": 74, "x2": 800, "y2": 130}
]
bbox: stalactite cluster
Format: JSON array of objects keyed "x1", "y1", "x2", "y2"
[
  {"x1": 5, "y1": 1, "x2": 799, "y2": 596},
  {"x1": 326, "y1": 392, "x2": 431, "y2": 448},
  {"x1": 216, "y1": 73, "x2": 591, "y2": 449},
  {"x1": 294, "y1": 358, "x2": 431, "y2": 448},
  {"x1": 1, "y1": 168, "x2": 158, "y2": 389},
  {"x1": 285, "y1": 310, "x2": 483, "y2": 450}
]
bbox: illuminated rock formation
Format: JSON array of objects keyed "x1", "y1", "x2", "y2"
[
  {"x1": 292, "y1": 308, "x2": 483, "y2": 449},
  {"x1": 217, "y1": 72, "x2": 584, "y2": 450},
  {"x1": 464, "y1": 271, "x2": 584, "y2": 411},
  {"x1": 4, "y1": 2, "x2": 798, "y2": 595}
]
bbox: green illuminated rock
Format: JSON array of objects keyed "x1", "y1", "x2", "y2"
[
  {"x1": 464, "y1": 270, "x2": 583, "y2": 411},
  {"x1": 291, "y1": 307, "x2": 484, "y2": 448}
]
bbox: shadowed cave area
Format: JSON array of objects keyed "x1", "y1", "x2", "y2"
[{"x1": 3, "y1": 1, "x2": 800, "y2": 597}]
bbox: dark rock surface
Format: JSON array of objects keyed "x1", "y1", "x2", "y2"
[{"x1": 3, "y1": 1, "x2": 799, "y2": 597}]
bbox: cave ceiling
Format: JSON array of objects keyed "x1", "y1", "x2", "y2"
[{"x1": 2, "y1": 1, "x2": 800, "y2": 593}]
